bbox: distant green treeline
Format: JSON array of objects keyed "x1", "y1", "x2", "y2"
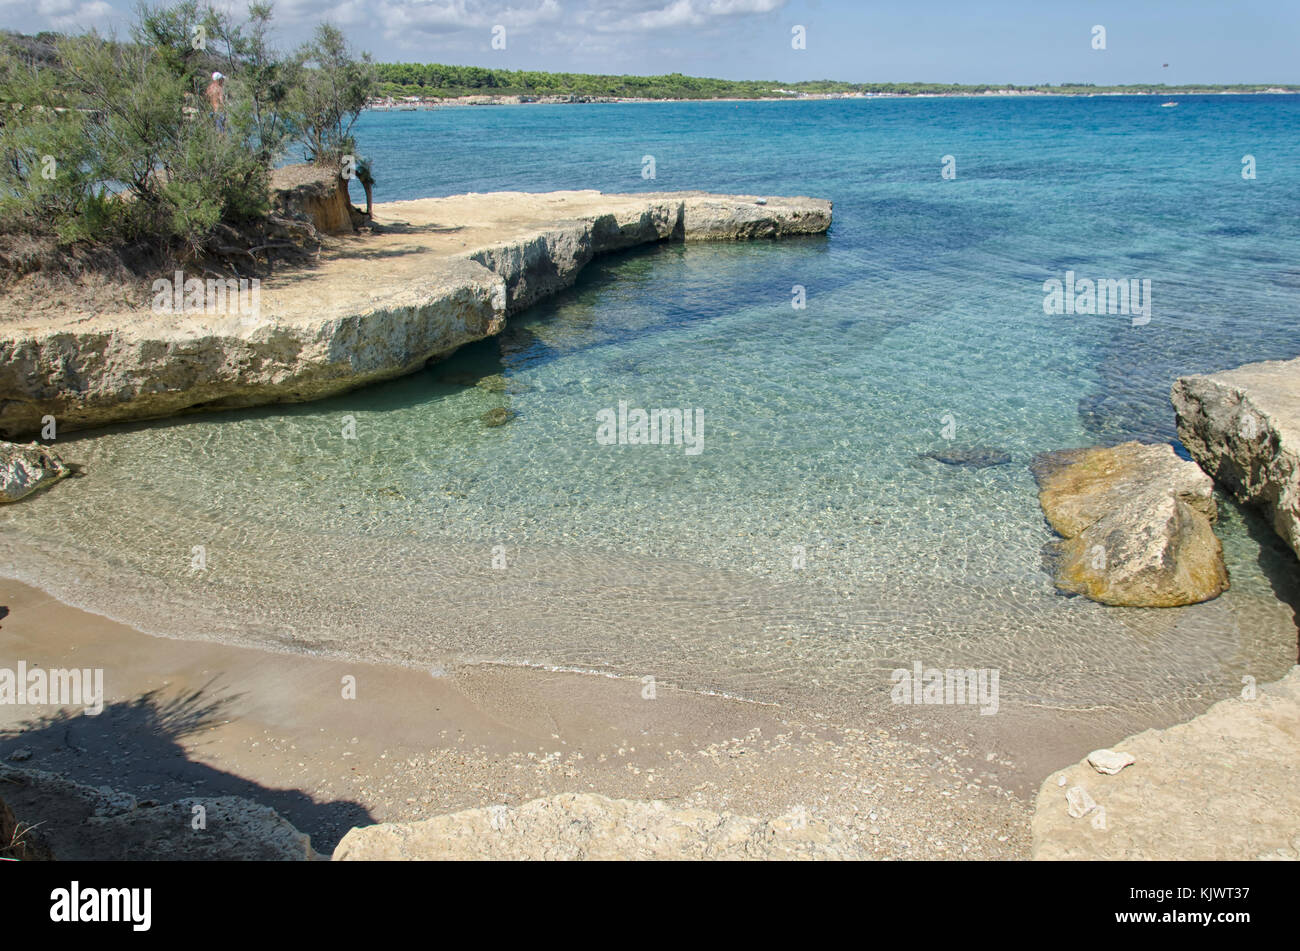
[{"x1": 374, "y1": 63, "x2": 1292, "y2": 100}]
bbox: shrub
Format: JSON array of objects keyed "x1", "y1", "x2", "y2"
[{"x1": 0, "y1": 2, "x2": 374, "y2": 262}]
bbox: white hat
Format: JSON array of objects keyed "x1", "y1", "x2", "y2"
[{"x1": 212, "y1": 71, "x2": 224, "y2": 81}]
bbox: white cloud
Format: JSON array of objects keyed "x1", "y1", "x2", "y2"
[
  {"x1": 370, "y1": 0, "x2": 563, "y2": 38},
  {"x1": 0, "y1": 0, "x2": 789, "y2": 61},
  {"x1": 590, "y1": 0, "x2": 788, "y2": 34},
  {"x1": 33, "y1": 0, "x2": 114, "y2": 29}
]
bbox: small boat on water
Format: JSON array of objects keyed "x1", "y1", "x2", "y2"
[{"x1": 1160, "y1": 101, "x2": 1179, "y2": 107}]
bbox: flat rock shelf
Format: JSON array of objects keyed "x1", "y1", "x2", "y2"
[{"x1": 0, "y1": 191, "x2": 831, "y2": 438}]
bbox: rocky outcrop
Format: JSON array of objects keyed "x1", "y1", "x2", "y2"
[
  {"x1": 332, "y1": 792, "x2": 866, "y2": 861},
  {"x1": 269, "y1": 163, "x2": 357, "y2": 234},
  {"x1": 1031, "y1": 441, "x2": 1228, "y2": 607},
  {"x1": 0, "y1": 440, "x2": 69, "y2": 503},
  {"x1": 0, "y1": 766, "x2": 317, "y2": 860},
  {"x1": 0, "y1": 260, "x2": 507, "y2": 438},
  {"x1": 0, "y1": 191, "x2": 830, "y2": 438},
  {"x1": 1172, "y1": 357, "x2": 1300, "y2": 559},
  {"x1": 1032, "y1": 666, "x2": 1300, "y2": 860}
]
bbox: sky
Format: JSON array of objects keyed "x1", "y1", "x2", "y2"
[{"x1": 2, "y1": 0, "x2": 1297, "y2": 84}]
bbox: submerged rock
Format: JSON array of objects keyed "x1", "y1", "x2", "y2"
[
  {"x1": 480, "y1": 406, "x2": 515, "y2": 427},
  {"x1": 332, "y1": 792, "x2": 866, "y2": 861},
  {"x1": 0, "y1": 440, "x2": 70, "y2": 503},
  {"x1": 1172, "y1": 357, "x2": 1300, "y2": 559},
  {"x1": 438, "y1": 371, "x2": 528, "y2": 394},
  {"x1": 436, "y1": 371, "x2": 480, "y2": 387},
  {"x1": 477, "y1": 374, "x2": 530, "y2": 394},
  {"x1": 921, "y1": 446, "x2": 1012, "y2": 468},
  {"x1": 1031, "y1": 441, "x2": 1228, "y2": 607}
]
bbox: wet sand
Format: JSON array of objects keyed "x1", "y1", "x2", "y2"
[{"x1": 0, "y1": 578, "x2": 1031, "y2": 858}]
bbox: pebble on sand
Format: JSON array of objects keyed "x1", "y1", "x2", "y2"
[{"x1": 1086, "y1": 749, "x2": 1136, "y2": 775}]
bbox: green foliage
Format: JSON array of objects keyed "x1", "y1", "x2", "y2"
[
  {"x1": 284, "y1": 24, "x2": 376, "y2": 168},
  {"x1": 0, "y1": 3, "x2": 373, "y2": 259},
  {"x1": 371, "y1": 63, "x2": 1292, "y2": 101},
  {"x1": 0, "y1": 42, "x2": 106, "y2": 243}
]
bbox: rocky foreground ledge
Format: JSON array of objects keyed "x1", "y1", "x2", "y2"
[
  {"x1": 1032, "y1": 666, "x2": 1300, "y2": 860},
  {"x1": 0, "y1": 191, "x2": 830, "y2": 437},
  {"x1": 332, "y1": 793, "x2": 864, "y2": 861}
]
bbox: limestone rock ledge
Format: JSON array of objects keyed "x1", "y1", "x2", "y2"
[
  {"x1": 1031, "y1": 441, "x2": 1228, "y2": 607},
  {"x1": 0, "y1": 191, "x2": 830, "y2": 438},
  {"x1": 332, "y1": 792, "x2": 865, "y2": 861},
  {"x1": 1032, "y1": 667, "x2": 1300, "y2": 860},
  {"x1": 1172, "y1": 357, "x2": 1300, "y2": 559}
]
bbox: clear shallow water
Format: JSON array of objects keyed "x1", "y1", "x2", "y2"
[{"x1": 5, "y1": 96, "x2": 1300, "y2": 754}]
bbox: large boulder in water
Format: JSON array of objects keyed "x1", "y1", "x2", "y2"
[
  {"x1": 0, "y1": 440, "x2": 69, "y2": 503},
  {"x1": 1031, "y1": 441, "x2": 1228, "y2": 607}
]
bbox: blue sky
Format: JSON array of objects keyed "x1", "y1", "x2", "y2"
[{"x1": 3, "y1": 0, "x2": 1297, "y2": 83}]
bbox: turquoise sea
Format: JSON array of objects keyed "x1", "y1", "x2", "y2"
[{"x1": 5, "y1": 96, "x2": 1300, "y2": 764}]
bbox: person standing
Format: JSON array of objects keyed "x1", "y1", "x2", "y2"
[{"x1": 205, "y1": 71, "x2": 226, "y2": 131}]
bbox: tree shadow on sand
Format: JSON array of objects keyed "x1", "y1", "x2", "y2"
[{"x1": 0, "y1": 680, "x2": 373, "y2": 858}]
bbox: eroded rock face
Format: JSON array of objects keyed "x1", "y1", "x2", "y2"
[
  {"x1": 332, "y1": 792, "x2": 865, "y2": 861},
  {"x1": 1033, "y1": 667, "x2": 1300, "y2": 860},
  {"x1": 1031, "y1": 441, "x2": 1228, "y2": 607},
  {"x1": 1172, "y1": 358, "x2": 1300, "y2": 559},
  {"x1": 269, "y1": 163, "x2": 356, "y2": 234},
  {"x1": 0, "y1": 440, "x2": 69, "y2": 503},
  {"x1": 0, "y1": 192, "x2": 830, "y2": 438}
]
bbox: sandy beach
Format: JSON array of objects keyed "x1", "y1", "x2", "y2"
[{"x1": 0, "y1": 578, "x2": 1031, "y2": 857}]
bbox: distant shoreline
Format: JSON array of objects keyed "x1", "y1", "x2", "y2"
[{"x1": 368, "y1": 88, "x2": 1298, "y2": 110}]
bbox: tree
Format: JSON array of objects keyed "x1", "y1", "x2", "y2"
[
  {"x1": 284, "y1": 24, "x2": 375, "y2": 169},
  {"x1": 0, "y1": 2, "x2": 331, "y2": 261}
]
